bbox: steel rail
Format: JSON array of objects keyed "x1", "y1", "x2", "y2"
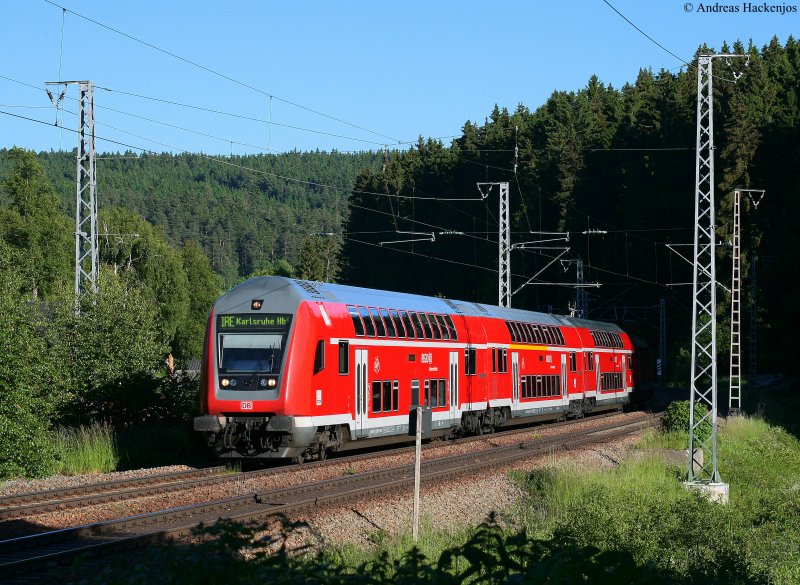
[
  {"x1": 0, "y1": 466, "x2": 227, "y2": 508},
  {"x1": 0, "y1": 415, "x2": 657, "y2": 578},
  {"x1": 0, "y1": 410, "x2": 633, "y2": 522}
]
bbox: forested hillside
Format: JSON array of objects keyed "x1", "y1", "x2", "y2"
[
  {"x1": 0, "y1": 150, "x2": 381, "y2": 287},
  {"x1": 344, "y1": 38, "x2": 800, "y2": 376},
  {"x1": 1, "y1": 38, "x2": 797, "y2": 382}
]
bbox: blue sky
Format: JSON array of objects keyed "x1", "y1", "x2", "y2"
[{"x1": 1, "y1": 0, "x2": 797, "y2": 155}]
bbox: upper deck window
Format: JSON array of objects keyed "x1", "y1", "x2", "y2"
[
  {"x1": 347, "y1": 305, "x2": 365, "y2": 336},
  {"x1": 389, "y1": 310, "x2": 406, "y2": 338},
  {"x1": 369, "y1": 307, "x2": 387, "y2": 337},
  {"x1": 358, "y1": 307, "x2": 376, "y2": 337}
]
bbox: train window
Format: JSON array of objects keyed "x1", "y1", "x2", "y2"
[
  {"x1": 420, "y1": 314, "x2": 434, "y2": 339},
  {"x1": 370, "y1": 308, "x2": 386, "y2": 337},
  {"x1": 439, "y1": 378, "x2": 447, "y2": 406},
  {"x1": 393, "y1": 380, "x2": 399, "y2": 411},
  {"x1": 627, "y1": 355, "x2": 632, "y2": 369},
  {"x1": 219, "y1": 333, "x2": 284, "y2": 374},
  {"x1": 430, "y1": 380, "x2": 439, "y2": 407},
  {"x1": 358, "y1": 307, "x2": 375, "y2": 337},
  {"x1": 372, "y1": 381, "x2": 382, "y2": 413},
  {"x1": 491, "y1": 348, "x2": 497, "y2": 373},
  {"x1": 541, "y1": 326, "x2": 552, "y2": 345},
  {"x1": 380, "y1": 309, "x2": 396, "y2": 338},
  {"x1": 444, "y1": 315, "x2": 458, "y2": 340},
  {"x1": 522, "y1": 323, "x2": 533, "y2": 343},
  {"x1": 383, "y1": 381, "x2": 392, "y2": 412},
  {"x1": 424, "y1": 379, "x2": 431, "y2": 406},
  {"x1": 426, "y1": 314, "x2": 442, "y2": 340},
  {"x1": 529, "y1": 324, "x2": 541, "y2": 344},
  {"x1": 347, "y1": 305, "x2": 365, "y2": 336},
  {"x1": 536, "y1": 376, "x2": 542, "y2": 397},
  {"x1": 514, "y1": 322, "x2": 525, "y2": 343},
  {"x1": 505, "y1": 321, "x2": 516, "y2": 342},
  {"x1": 521, "y1": 375, "x2": 527, "y2": 399},
  {"x1": 520, "y1": 323, "x2": 531, "y2": 344},
  {"x1": 400, "y1": 311, "x2": 416, "y2": 339},
  {"x1": 556, "y1": 329, "x2": 565, "y2": 346},
  {"x1": 502, "y1": 349, "x2": 508, "y2": 373},
  {"x1": 313, "y1": 340, "x2": 325, "y2": 375},
  {"x1": 411, "y1": 379, "x2": 420, "y2": 406},
  {"x1": 518, "y1": 323, "x2": 527, "y2": 343},
  {"x1": 464, "y1": 347, "x2": 477, "y2": 375},
  {"x1": 569, "y1": 351, "x2": 576, "y2": 373},
  {"x1": 435, "y1": 315, "x2": 450, "y2": 340},
  {"x1": 390, "y1": 310, "x2": 406, "y2": 338},
  {"x1": 410, "y1": 312, "x2": 426, "y2": 339},
  {"x1": 338, "y1": 341, "x2": 349, "y2": 375},
  {"x1": 586, "y1": 351, "x2": 594, "y2": 371}
]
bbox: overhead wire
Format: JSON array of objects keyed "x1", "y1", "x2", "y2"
[
  {"x1": 40, "y1": 0, "x2": 400, "y2": 144},
  {"x1": 0, "y1": 108, "x2": 482, "y2": 203}
]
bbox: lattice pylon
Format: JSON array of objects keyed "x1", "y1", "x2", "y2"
[
  {"x1": 728, "y1": 189, "x2": 742, "y2": 415},
  {"x1": 74, "y1": 81, "x2": 98, "y2": 311},
  {"x1": 688, "y1": 56, "x2": 721, "y2": 484}
]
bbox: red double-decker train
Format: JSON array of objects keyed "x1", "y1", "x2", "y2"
[{"x1": 194, "y1": 277, "x2": 634, "y2": 462}]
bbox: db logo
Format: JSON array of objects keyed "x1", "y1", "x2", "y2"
[{"x1": 373, "y1": 357, "x2": 381, "y2": 373}]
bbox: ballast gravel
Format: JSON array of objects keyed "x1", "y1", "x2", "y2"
[{"x1": 0, "y1": 412, "x2": 649, "y2": 546}]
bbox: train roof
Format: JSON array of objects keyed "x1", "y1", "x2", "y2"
[{"x1": 217, "y1": 277, "x2": 624, "y2": 333}]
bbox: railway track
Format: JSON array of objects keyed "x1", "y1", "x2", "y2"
[
  {"x1": 0, "y1": 413, "x2": 657, "y2": 579},
  {"x1": 0, "y1": 410, "x2": 627, "y2": 524}
]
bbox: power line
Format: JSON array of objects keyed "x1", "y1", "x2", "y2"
[
  {"x1": 600, "y1": 0, "x2": 690, "y2": 67},
  {"x1": 40, "y1": 0, "x2": 400, "y2": 144},
  {"x1": 0, "y1": 108, "x2": 480, "y2": 203}
]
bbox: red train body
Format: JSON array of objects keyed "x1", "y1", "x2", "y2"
[{"x1": 194, "y1": 277, "x2": 634, "y2": 461}]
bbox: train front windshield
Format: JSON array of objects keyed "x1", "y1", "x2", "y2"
[{"x1": 219, "y1": 334, "x2": 283, "y2": 373}]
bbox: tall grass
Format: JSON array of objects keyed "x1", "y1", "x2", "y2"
[{"x1": 52, "y1": 423, "x2": 118, "y2": 474}]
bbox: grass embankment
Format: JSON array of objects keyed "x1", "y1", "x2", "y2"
[{"x1": 80, "y1": 403, "x2": 800, "y2": 584}]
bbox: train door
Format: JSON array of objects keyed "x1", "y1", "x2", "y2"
[
  {"x1": 560, "y1": 353, "x2": 567, "y2": 401},
  {"x1": 355, "y1": 349, "x2": 368, "y2": 438},
  {"x1": 621, "y1": 350, "x2": 628, "y2": 395},
  {"x1": 512, "y1": 352, "x2": 520, "y2": 413},
  {"x1": 449, "y1": 351, "x2": 459, "y2": 426},
  {"x1": 595, "y1": 353, "x2": 602, "y2": 393}
]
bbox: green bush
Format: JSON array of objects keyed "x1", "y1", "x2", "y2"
[{"x1": 662, "y1": 400, "x2": 712, "y2": 444}]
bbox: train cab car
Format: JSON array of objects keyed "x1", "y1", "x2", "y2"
[{"x1": 194, "y1": 277, "x2": 633, "y2": 462}]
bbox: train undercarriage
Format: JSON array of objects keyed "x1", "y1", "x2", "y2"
[{"x1": 195, "y1": 395, "x2": 627, "y2": 463}]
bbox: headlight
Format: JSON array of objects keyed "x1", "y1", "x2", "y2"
[
  {"x1": 268, "y1": 378, "x2": 277, "y2": 388},
  {"x1": 259, "y1": 378, "x2": 268, "y2": 388},
  {"x1": 221, "y1": 378, "x2": 230, "y2": 388},
  {"x1": 229, "y1": 378, "x2": 238, "y2": 388}
]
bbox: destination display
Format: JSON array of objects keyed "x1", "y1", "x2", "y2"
[{"x1": 217, "y1": 313, "x2": 292, "y2": 330}]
